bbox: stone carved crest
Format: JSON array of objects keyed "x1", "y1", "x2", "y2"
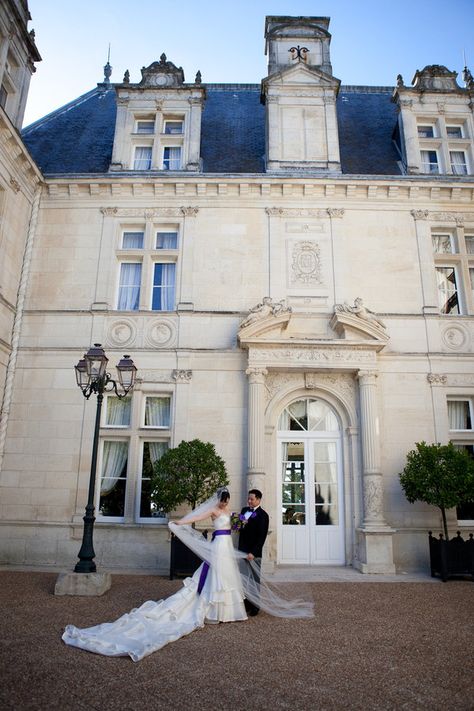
[{"x1": 291, "y1": 241, "x2": 322, "y2": 286}]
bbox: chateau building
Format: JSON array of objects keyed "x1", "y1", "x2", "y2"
[{"x1": 1, "y1": 7, "x2": 473, "y2": 575}]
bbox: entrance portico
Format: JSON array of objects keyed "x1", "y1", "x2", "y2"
[{"x1": 239, "y1": 298, "x2": 396, "y2": 574}]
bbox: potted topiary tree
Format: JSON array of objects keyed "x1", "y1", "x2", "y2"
[
  {"x1": 399, "y1": 441, "x2": 474, "y2": 581},
  {"x1": 149, "y1": 439, "x2": 229, "y2": 579}
]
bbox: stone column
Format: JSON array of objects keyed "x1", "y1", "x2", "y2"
[
  {"x1": 186, "y1": 97, "x2": 203, "y2": 170},
  {"x1": 245, "y1": 367, "x2": 267, "y2": 492},
  {"x1": 265, "y1": 95, "x2": 280, "y2": 170},
  {"x1": 355, "y1": 370, "x2": 396, "y2": 574}
]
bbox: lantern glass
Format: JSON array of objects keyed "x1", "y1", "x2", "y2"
[
  {"x1": 74, "y1": 358, "x2": 90, "y2": 391},
  {"x1": 116, "y1": 355, "x2": 137, "y2": 392},
  {"x1": 85, "y1": 343, "x2": 108, "y2": 381}
]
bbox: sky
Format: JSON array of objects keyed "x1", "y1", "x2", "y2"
[{"x1": 24, "y1": 0, "x2": 474, "y2": 126}]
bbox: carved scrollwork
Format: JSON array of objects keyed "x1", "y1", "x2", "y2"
[
  {"x1": 172, "y1": 369, "x2": 192, "y2": 383},
  {"x1": 427, "y1": 373, "x2": 447, "y2": 385}
]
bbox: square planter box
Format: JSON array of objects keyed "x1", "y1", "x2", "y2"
[
  {"x1": 169, "y1": 530, "x2": 208, "y2": 580},
  {"x1": 429, "y1": 531, "x2": 474, "y2": 581}
]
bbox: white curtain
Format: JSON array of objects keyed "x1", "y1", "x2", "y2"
[
  {"x1": 134, "y1": 146, "x2": 152, "y2": 170},
  {"x1": 450, "y1": 151, "x2": 467, "y2": 175},
  {"x1": 448, "y1": 401, "x2": 469, "y2": 429},
  {"x1": 436, "y1": 267, "x2": 458, "y2": 314},
  {"x1": 118, "y1": 263, "x2": 141, "y2": 310},
  {"x1": 156, "y1": 232, "x2": 177, "y2": 249},
  {"x1": 106, "y1": 397, "x2": 131, "y2": 426},
  {"x1": 153, "y1": 263, "x2": 175, "y2": 310},
  {"x1": 100, "y1": 441, "x2": 128, "y2": 495},
  {"x1": 466, "y1": 237, "x2": 474, "y2": 255},
  {"x1": 145, "y1": 397, "x2": 170, "y2": 427},
  {"x1": 122, "y1": 232, "x2": 144, "y2": 249},
  {"x1": 163, "y1": 147, "x2": 181, "y2": 170},
  {"x1": 148, "y1": 441, "x2": 168, "y2": 465},
  {"x1": 431, "y1": 234, "x2": 452, "y2": 254}
]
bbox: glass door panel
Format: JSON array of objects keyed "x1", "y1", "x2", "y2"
[
  {"x1": 281, "y1": 441, "x2": 306, "y2": 525},
  {"x1": 313, "y1": 442, "x2": 338, "y2": 526}
]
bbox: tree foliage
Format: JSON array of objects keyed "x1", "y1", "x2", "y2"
[
  {"x1": 399, "y1": 441, "x2": 474, "y2": 538},
  {"x1": 150, "y1": 439, "x2": 229, "y2": 514}
]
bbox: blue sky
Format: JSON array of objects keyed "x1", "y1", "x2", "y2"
[{"x1": 24, "y1": 0, "x2": 474, "y2": 126}]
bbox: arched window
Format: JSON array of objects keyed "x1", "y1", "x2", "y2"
[{"x1": 278, "y1": 398, "x2": 340, "y2": 432}]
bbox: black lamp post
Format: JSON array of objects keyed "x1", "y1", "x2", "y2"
[{"x1": 74, "y1": 344, "x2": 137, "y2": 573}]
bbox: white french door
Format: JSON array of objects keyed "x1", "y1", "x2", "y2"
[{"x1": 277, "y1": 399, "x2": 345, "y2": 565}]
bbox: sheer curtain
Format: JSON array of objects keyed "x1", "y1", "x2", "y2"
[
  {"x1": 448, "y1": 401, "x2": 469, "y2": 429},
  {"x1": 431, "y1": 234, "x2": 452, "y2": 254},
  {"x1": 100, "y1": 441, "x2": 128, "y2": 495},
  {"x1": 118, "y1": 263, "x2": 141, "y2": 310},
  {"x1": 106, "y1": 397, "x2": 131, "y2": 426},
  {"x1": 145, "y1": 397, "x2": 170, "y2": 427},
  {"x1": 148, "y1": 441, "x2": 168, "y2": 464},
  {"x1": 134, "y1": 147, "x2": 152, "y2": 170},
  {"x1": 156, "y1": 232, "x2": 178, "y2": 249},
  {"x1": 122, "y1": 232, "x2": 144, "y2": 249},
  {"x1": 450, "y1": 151, "x2": 467, "y2": 175}
]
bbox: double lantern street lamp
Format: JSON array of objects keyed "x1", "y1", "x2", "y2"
[{"x1": 74, "y1": 344, "x2": 137, "y2": 574}]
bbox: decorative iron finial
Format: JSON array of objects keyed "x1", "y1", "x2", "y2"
[
  {"x1": 123, "y1": 69, "x2": 130, "y2": 84},
  {"x1": 103, "y1": 44, "x2": 112, "y2": 84},
  {"x1": 195, "y1": 70, "x2": 202, "y2": 84},
  {"x1": 288, "y1": 45, "x2": 309, "y2": 62}
]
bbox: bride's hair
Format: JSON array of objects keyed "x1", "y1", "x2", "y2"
[{"x1": 218, "y1": 488, "x2": 230, "y2": 503}]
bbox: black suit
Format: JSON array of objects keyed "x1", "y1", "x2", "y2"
[
  {"x1": 238, "y1": 506, "x2": 269, "y2": 615},
  {"x1": 238, "y1": 506, "x2": 269, "y2": 558}
]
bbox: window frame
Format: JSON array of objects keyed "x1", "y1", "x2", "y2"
[
  {"x1": 133, "y1": 145, "x2": 153, "y2": 170},
  {"x1": 432, "y1": 225, "x2": 474, "y2": 315},
  {"x1": 447, "y1": 397, "x2": 474, "y2": 525},
  {"x1": 117, "y1": 260, "x2": 143, "y2": 311},
  {"x1": 162, "y1": 146, "x2": 182, "y2": 170}
]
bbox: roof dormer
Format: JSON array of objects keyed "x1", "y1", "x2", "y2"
[
  {"x1": 261, "y1": 16, "x2": 341, "y2": 174},
  {"x1": 392, "y1": 65, "x2": 474, "y2": 176},
  {"x1": 110, "y1": 54, "x2": 205, "y2": 173}
]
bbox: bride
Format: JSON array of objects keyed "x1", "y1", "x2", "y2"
[{"x1": 62, "y1": 488, "x2": 313, "y2": 662}]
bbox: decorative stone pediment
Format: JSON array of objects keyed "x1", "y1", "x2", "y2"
[
  {"x1": 330, "y1": 298, "x2": 389, "y2": 345},
  {"x1": 238, "y1": 297, "x2": 389, "y2": 358},
  {"x1": 262, "y1": 62, "x2": 340, "y2": 94},
  {"x1": 239, "y1": 297, "x2": 292, "y2": 340},
  {"x1": 138, "y1": 54, "x2": 185, "y2": 87},
  {"x1": 411, "y1": 65, "x2": 462, "y2": 93}
]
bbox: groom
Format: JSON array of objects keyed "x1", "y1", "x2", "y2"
[{"x1": 238, "y1": 488, "x2": 269, "y2": 616}]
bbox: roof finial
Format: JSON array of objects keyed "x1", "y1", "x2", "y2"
[
  {"x1": 103, "y1": 44, "x2": 112, "y2": 84},
  {"x1": 462, "y1": 49, "x2": 474, "y2": 90}
]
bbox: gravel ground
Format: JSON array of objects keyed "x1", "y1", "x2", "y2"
[{"x1": 1, "y1": 571, "x2": 473, "y2": 711}]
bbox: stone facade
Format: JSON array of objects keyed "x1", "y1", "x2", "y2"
[{"x1": 0, "y1": 12, "x2": 473, "y2": 575}]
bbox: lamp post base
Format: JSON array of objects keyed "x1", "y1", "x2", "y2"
[{"x1": 54, "y1": 571, "x2": 112, "y2": 597}]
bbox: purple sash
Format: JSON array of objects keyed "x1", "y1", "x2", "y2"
[{"x1": 197, "y1": 529, "x2": 231, "y2": 595}]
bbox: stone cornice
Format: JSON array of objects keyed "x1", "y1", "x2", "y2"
[{"x1": 40, "y1": 175, "x2": 474, "y2": 207}]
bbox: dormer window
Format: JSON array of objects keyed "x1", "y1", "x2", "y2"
[
  {"x1": 450, "y1": 151, "x2": 468, "y2": 175},
  {"x1": 133, "y1": 146, "x2": 152, "y2": 170},
  {"x1": 136, "y1": 119, "x2": 155, "y2": 134},
  {"x1": 418, "y1": 125, "x2": 435, "y2": 138},
  {"x1": 420, "y1": 150, "x2": 439, "y2": 173},
  {"x1": 162, "y1": 146, "x2": 181, "y2": 170},
  {"x1": 164, "y1": 120, "x2": 183, "y2": 135}
]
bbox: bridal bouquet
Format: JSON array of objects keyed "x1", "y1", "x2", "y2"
[{"x1": 231, "y1": 511, "x2": 256, "y2": 531}]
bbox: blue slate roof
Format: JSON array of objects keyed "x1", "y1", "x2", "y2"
[{"x1": 22, "y1": 83, "x2": 401, "y2": 176}]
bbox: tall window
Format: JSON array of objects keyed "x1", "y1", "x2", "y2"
[
  {"x1": 118, "y1": 263, "x2": 142, "y2": 310},
  {"x1": 448, "y1": 399, "x2": 474, "y2": 523},
  {"x1": 133, "y1": 146, "x2": 152, "y2": 170},
  {"x1": 432, "y1": 228, "x2": 474, "y2": 315},
  {"x1": 116, "y1": 225, "x2": 179, "y2": 311},
  {"x1": 152, "y1": 263, "x2": 176, "y2": 310},
  {"x1": 97, "y1": 393, "x2": 172, "y2": 522},
  {"x1": 163, "y1": 146, "x2": 181, "y2": 170}
]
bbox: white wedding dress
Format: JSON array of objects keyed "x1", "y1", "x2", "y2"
[{"x1": 62, "y1": 513, "x2": 247, "y2": 662}]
